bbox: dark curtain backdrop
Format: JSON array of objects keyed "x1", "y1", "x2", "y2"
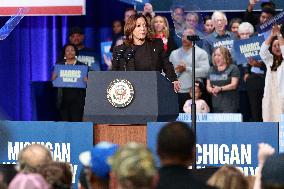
[{"x1": 0, "y1": 0, "x2": 128, "y2": 120}]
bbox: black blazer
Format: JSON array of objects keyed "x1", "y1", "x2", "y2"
[{"x1": 112, "y1": 38, "x2": 177, "y2": 82}]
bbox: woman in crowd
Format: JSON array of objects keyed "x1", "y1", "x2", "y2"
[
  {"x1": 206, "y1": 46, "x2": 240, "y2": 113},
  {"x1": 151, "y1": 15, "x2": 177, "y2": 55},
  {"x1": 112, "y1": 14, "x2": 180, "y2": 92},
  {"x1": 207, "y1": 165, "x2": 248, "y2": 189},
  {"x1": 110, "y1": 20, "x2": 124, "y2": 52},
  {"x1": 52, "y1": 44, "x2": 87, "y2": 122},
  {"x1": 203, "y1": 15, "x2": 214, "y2": 35},
  {"x1": 238, "y1": 22, "x2": 266, "y2": 122},
  {"x1": 260, "y1": 25, "x2": 284, "y2": 122},
  {"x1": 229, "y1": 17, "x2": 242, "y2": 37}
]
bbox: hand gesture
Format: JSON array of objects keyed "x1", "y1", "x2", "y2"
[
  {"x1": 172, "y1": 80, "x2": 181, "y2": 93},
  {"x1": 257, "y1": 143, "x2": 275, "y2": 166},
  {"x1": 271, "y1": 25, "x2": 281, "y2": 37}
]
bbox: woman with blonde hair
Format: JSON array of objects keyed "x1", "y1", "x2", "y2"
[
  {"x1": 206, "y1": 46, "x2": 240, "y2": 113},
  {"x1": 207, "y1": 165, "x2": 248, "y2": 189},
  {"x1": 151, "y1": 15, "x2": 177, "y2": 54}
]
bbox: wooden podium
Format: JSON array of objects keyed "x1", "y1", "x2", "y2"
[{"x1": 84, "y1": 71, "x2": 179, "y2": 145}]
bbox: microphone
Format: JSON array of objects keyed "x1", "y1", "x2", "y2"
[{"x1": 187, "y1": 35, "x2": 200, "y2": 41}]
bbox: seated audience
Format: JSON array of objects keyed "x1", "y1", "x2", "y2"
[
  {"x1": 156, "y1": 121, "x2": 214, "y2": 189},
  {"x1": 79, "y1": 142, "x2": 119, "y2": 189},
  {"x1": 8, "y1": 173, "x2": 51, "y2": 189},
  {"x1": 207, "y1": 165, "x2": 248, "y2": 189},
  {"x1": 18, "y1": 144, "x2": 52, "y2": 173},
  {"x1": 109, "y1": 142, "x2": 157, "y2": 189},
  {"x1": 39, "y1": 162, "x2": 73, "y2": 189}
]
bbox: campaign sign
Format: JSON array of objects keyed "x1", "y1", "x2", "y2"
[
  {"x1": 0, "y1": 121, "x2": 93, "y2": 188},
  {"x1": 100, "y1": 41, "x2": 112, "y2": 70},
  {"x1": 147, "y1": 122, "x2": 278, "y2": 175},
  {"x1": 279, "y1": 115, "x2": 284, "y2": 153},
  {"x1": 177, "y1": 113, "x2": 242, "y2": 122},
  {"x1": 257, "y1": 11, "x2": 284, "y2": 33},
  {"x1": 52, "y1": 65, "x2": 88, "y2": 88},
  {"x1": 233, "y1": 35, "x2": 265, "y2": 65},
  {"x1": 77, "y1": 49, "x2": 101, "y2": 71}
]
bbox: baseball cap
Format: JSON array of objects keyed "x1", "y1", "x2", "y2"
[
  {"x1": 69, "y1": 27, "x2": 84, "y2": 37},
  {"x1": 109, "y1": 142, "x2": 157, "y2": 185},
  {"x1": 79, "y1": 142, "x2": 119, "y2": 179}
]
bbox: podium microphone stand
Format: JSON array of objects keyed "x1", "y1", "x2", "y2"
[{"x1": 187, "y1": 35, "x2": 200, "y2": 169}]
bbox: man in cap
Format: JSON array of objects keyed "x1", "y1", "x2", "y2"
[
  {"x1": 79, "y1": 141, "x2": 119, "y2": 189},
  {"x1": 68, "y1": 27, "x2": 101, "y2": 70},
  {"x1": 109, "y1": 142, "x2": 158, "y2": 189}
]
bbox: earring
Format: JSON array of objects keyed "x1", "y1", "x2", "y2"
[
  {"x1": 64, "y1": 57, "x2": 66, "y2": 60},
  {"x1": 75, "y1": 56, "x2": 77, "y2": 59}
]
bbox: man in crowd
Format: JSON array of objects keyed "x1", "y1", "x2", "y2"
[
  {"x1": 156, "y1": 121, "x2": 214, "y2": 189},
  {"x1": 18, "y1": 144, "x2": 52, "y2": 173},
  {"x1": 170, "y1": 28, "x2": 209, "y2": 112}
]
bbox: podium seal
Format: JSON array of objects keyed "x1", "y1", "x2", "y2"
[{"x1": 107, "y1": 79, "x2": 135, "y2": 108}]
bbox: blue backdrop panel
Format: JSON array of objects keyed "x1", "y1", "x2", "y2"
[
  {"x1": 147, "y1": 122, "x2": 278, "y2": 175},
  {"x1": 137, "y1": 0, "x2": 284, "y2": 11},
  {"x1": 0, "y1": 121, "x2": 93, "y2": 188}
]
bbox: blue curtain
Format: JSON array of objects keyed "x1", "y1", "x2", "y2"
[{"x1": 0, "y1": 0, "x2": 128, "y2": 120}]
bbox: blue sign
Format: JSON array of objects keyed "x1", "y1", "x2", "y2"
[
  {"x1": 233, "y1": 35, "x2": 265, "y2": 65},
  {"x1": 0, "y1": 121, "x2": 93, "y2": 188},
  {"x1": 52, "y1": 65, "x2": 88, "y2": 88},
  {"x1": 100, "y1": 41, "x2": 112, "y2": 70},
  {"x1": 147, "y1": 122, "x2": 278, "y2": 176},
  {"x1": 257, "y1": 11, "x2": 284, "y2": 34},
  {"x1": 77, "y1": 49, "x2": 101, "y2": 71},
  {"x1": 177, "y1": 113, "x2": 242, "y2": 122}
]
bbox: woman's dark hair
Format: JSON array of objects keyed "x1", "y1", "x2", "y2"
[
  {"x1": 124, "y1": 14, "x2": 153, "y2": 46},
  {"x1": 203, "y1": 15, "x2": 212, "y2": 24},
  {"x1": 58, "y1": 43, "x2": 79, "y2": 63},
  {"x1": 229, "y1": 17, "x2": 242, "y2": 31},
  {"x1": 269, "y1": 36, "x2": 283, "y2": 71}
]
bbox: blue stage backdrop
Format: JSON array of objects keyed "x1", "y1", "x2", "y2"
[
  {"x1": 0, "y1": 121, "x2": 93, "y2": 188},
  {"x1": 147, "y1": 122, "x2": 279, "y2": 175},
  {"x1": 0, "y1": 0, "x2": 129, "y2": 121}
]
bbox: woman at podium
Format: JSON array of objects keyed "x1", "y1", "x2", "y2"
[{"x1": 112, "y1": 14, "x2": 180, "y2": 92}]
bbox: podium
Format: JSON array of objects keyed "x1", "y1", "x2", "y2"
[{"x1": 84, "y1": 71, "x2": 179, "y2": 144}]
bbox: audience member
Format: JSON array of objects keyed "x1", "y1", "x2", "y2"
[
  {"x1": 203, "y1": 16, "x2": 214, "y2": 36},
  {"x1": 142, "y1": 3, "x2": 155, "y2": 19},
  {"x1": 0, "y1": 165, "x2": 17, "y2": 189},
  {"x1": 170, "y1": 28, "x2": 209, "y2": 112},
  {"x1": 17, "y1": 144, "x2": 52, "y2": 173},
  {"x1": 229, "y1": 17, "x2": 242, "y2": 37},
  {"x1": 203, "y1": 11, "x2": 236, "y2": 64},
  {"x1": 253, "y1": 143, "x2": 275, "y2": 189},
  {"x1": 207, "y1": 165, "x2": 248, "y2": 189},
  {"x1": 52, "y1": 44, "x2": 87, "y2": 122},
  {"x1": 124, "y1": 7, "x2": 137, "y2": 23},
  {"x1": 109, "y1": 142, "x2": 157, "y2": 189},
  {"x1": 68, "y1": 27, "x2": 100, "y2": 69},
  {"x1": 39, "y1": 162, "x2": 73, "y2": 189},
  {"x1": 156, "y1": 121, "x2": 213, "y2": 189},
  {"x1": 261, "y1": 153, "x2": 284, "y2": 189},
  {"x1": 185, "y1": 12, "x2": 204, "y2": 47},
  {"x1": 151, "y1": 15, "x2": 177, "y2": 54},
  {"x1": 79, "y1": 142, "x2": 119, "y2": 189},
  {"x1": 206, "y1": 47, "x2": 240, "y2": 113},
  {"x1": 260, "y1": 25, "x2": 284, "y2": 122},
  {"x1": 8, "y1": 173, "x2": 51, "y2": 189},
  {"x1": 110, "y1": 20, "x2": 124, "y2": 52},
  {"x1": 183, "y1": 81, "x2": 210, "y2": 113},
  {"x1": 170, "y1": 5, "x2": 185, "y2": 47},
  {"x1": 112, "y1": 14, "x2": 180, "y2": 92},
  {"x1": 238, "y1": 22, "x2": 266, "y2": 121}
]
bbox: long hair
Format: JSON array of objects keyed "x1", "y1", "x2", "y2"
[
  {"x1": 207, "y1": 165, "x2": 248, "y2": 189},
  {"x1": 212, "y1": 46, "x2": 233, "y2": 67},
  {"x1": 151, "y1": 15, "x2": 170, "y2": 38},
  {"x1": 124, "y1": 14, "x2": 152, "y2": 46},
  {"x1": 269, "y1": 36, "x2": 283, "y2": 71}
]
